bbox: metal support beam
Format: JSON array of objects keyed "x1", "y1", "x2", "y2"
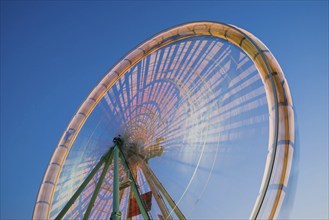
[
  {"x1": 139, "y1": 161, "x2": 172, "y2": 219},
  {"x1": 118, "y1": 149, "x2": 151, "y2": 220},
  {"x1": 110, "y1": 145, "x2": 122, "y2": 220},
  {"x1": 55, "y1": 136, "x2": 181, "y2": 220},
  {"x1": 83, "y1": 148, "x2": 114, "y2": 220},
  {"x1": 55, "y1": 148, "x2": 113, "y2": 220},
  {"x1": 142, "y1": 162, "x2": 186, "y2": 220}
]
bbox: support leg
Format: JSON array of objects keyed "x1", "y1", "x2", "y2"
[
  {"x1": 141, "y1": 162, "x2": 186, "y2": 220},
  {"x1": 139, "y1": 162, "x2": 172, "y2": 219},
  {"x1": 119, "y1": 149, "x2": 151, "y2": 220},
  {"x1": 83, "y1": 148, "x2": 114, "y2": 220},
  {"x1": 55, "y1": 148, "x2": 113, "y2": 220},
  {"x1": 111, "y1": 145, "x2": 122, "y2": 220}
]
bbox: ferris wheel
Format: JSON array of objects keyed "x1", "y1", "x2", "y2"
[{"x1": 33, "y1": 22, "x2": 294, "y2": 220}]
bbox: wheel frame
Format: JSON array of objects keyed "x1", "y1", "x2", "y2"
[{"x1": 33, "y1": 21, "x2": 294, "y2": 219}]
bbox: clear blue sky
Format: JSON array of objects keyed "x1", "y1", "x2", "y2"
[{"x1": 1, "y1": 1, "x2": 328, "y2": 219}]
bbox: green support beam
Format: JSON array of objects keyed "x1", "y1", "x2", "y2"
[
  {"x1": 118, "y1": 149, "x2": 151, "y2": 220},
  {"x1": 141, "y1": 161, "x2": 186, "y2": 220},
  {"x1": 83, "y1": 148, "x2": 114, "y2": 220},
  {"x1": 55, "y1": 148, "x2": 113, "y2": 220},
  {"x1": 140, "y1": 162, "x2": 172, "y2": 219},
  {"x1": 55, "y1": 136, "x2": 181, "y2": 220},
  {"x1": 110, "y1": 145, "x2": 122, "y2": 220}
]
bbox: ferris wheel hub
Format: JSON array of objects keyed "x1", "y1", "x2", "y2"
[{"x1": 113, "y1": 135, "x2": 123, "y2": 146}]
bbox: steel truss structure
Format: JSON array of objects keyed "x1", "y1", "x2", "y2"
[{"x1": 54, "y1": 136, "x2": 185, "y2": 220}]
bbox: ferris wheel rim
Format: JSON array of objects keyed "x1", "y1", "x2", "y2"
[{"x1": 33, "y1": 21, "x2": 294, "y2": 220}]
